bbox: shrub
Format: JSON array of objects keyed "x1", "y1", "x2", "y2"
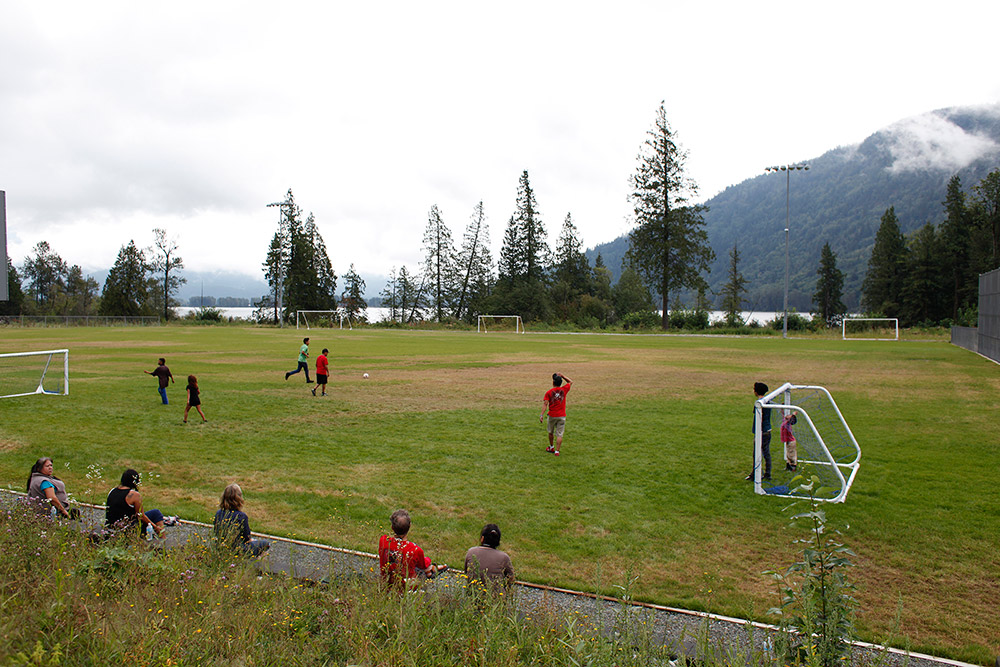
[{"x1": 620, "y1": 310, "x2": 661, "y2": 330}]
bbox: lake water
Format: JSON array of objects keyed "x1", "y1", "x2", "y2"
[{"x1": 175, "y1": 306, "x2": 795, "y2": 327}]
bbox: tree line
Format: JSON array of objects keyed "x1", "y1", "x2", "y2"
[{"x1": 1, "y1": 229, "x2": 186, "y2": 319}]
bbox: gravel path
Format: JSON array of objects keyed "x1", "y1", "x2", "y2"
[{"x1": 4, "y1": 491, "x2": 984, "y2": 667}]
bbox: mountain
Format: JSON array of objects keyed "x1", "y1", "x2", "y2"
[{"x1": 586, "y1": 104, "x2": 1000, "y2": 311}]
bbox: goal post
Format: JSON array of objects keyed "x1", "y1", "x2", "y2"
[
  {"x1": 296, "y1": 310, "x2": 353, "y2": 330},
  {"x1": 752, "y1": 383, "x2": 861, "y2": 503},
  {"x1": 477, "y1": 315, "x2": 524, "y2": 334},
  {"x1": 842, "y1": 317, "x2": 899, "y2": 341},
  {"x1": 0, "y1": 349, "x2": 69, "y2": 398}
]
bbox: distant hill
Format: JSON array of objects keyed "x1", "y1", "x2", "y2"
[{"x1": 586, "y1": 104, "x2": 1000, "y2": 310}]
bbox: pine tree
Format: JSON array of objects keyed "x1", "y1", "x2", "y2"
[
  {"x1": 514, "y1": 170, "x2": 549, "y2": 283},
  {"x1": 455, "y1": 201, "x2": 492, "y2": 321},
  {"x1": 340, "y1": 264, "x2": 367, "y2": 323},
  {"x1": 61, "y1": 265, "x2": 100, "y2": 316},
  {"x1": 555, "y1": 213, "x2": 590, "y2": 295},
  {"x1": 22, "y1": 241, "x2": 68, "y2": 313},
  {"x1": 899, "y1": 223, "x2": 946, "y2": 325},
  {"x1": 938, "y1": 175, "x2": 973, "y2": 320},
  {"x1": 812, "y1": 242, "x2": 845, "y2": 327},
  {"x1": 861, "y1": 207, "x2": 907, "y2": 316},
  {"x1": 149, "y1": 228, "x2": 186, "y2": 321},
  {"x1": 719, "y1": 243, "x2": 749, "y2": 327},
  {"x1": 305, "y1": 214, "x2": 338, "y2": 310},
  {"x1": 379, "y1": 267, "x2": 400, "y2": 323},
  {"x1": 971, "y1": 169, "x2": 1000, "y2": 271},
  {"x1": 100, "y1": 241, "x2": 150, "y2": 316},
  {"x1": 422, "y1": 205, "x2": 456, "y2": 322},
  {"x1": 626, "y1": 102, "x2": 714, "y2": 329},
  {"x1": 612, "y1": 267, "x2": 653, "y2": 318},
  {"x1": 497, "y1": 216, "x2": 522, "y2": 287}
]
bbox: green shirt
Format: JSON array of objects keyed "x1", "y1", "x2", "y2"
[{"x1": 298, "y1": 344, "x2": 309, "y2": 363}]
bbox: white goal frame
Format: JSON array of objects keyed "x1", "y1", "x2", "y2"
[
  {"x1": 477, "y1": 315, "x2": 525, "y2": 334},
  {"x1": 0, "y1": 349, "x2": 69, "y2": 398},
  {"x1": 753, "y1": 382, "x2": 861, "y2": 503},
  {"x1": 842, "y1": 317, "x2": 899, "y2": 341},
  {"x1": 296, "y1": 310, "x2": 353, "y2": 331}
]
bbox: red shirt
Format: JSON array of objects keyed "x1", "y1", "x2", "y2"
[
  {"x1": 544, "y1": 382, "x2": 571, "y2": 418},
  {"x1": 316, "y1": 354, "x2": 329, "y2": 376},
  {"x1": 378, "y1": 534, "x2": 431, "y2": 585}
]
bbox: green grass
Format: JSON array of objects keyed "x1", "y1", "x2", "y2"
[{"x1": 1, "y1": 324, "x2": 998, "y2": 664}]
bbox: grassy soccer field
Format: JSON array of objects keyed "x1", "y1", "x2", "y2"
[{"x1": 1, "y1": 325, "x2": 998, "y2": 663}]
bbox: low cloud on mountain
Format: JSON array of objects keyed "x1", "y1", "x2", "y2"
[{"x1": 885, "y1": 105, "x2": 1000, "y2": 174}]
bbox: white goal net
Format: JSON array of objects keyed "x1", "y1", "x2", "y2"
[
  {"x1": 0, "y1": 349, "x2": 69, "y2": 398},
  {"x1": 753, "y1": 383, "x2": 861, "y2": 503},
  {"x1": 842, "y1": 317, "x2": 899, "y2": 341},
  {"x1": 477, "y1": 315, "x2": 524, "y2": 334},
  {"x1": 296, "y1": 310, "x2": 353, "y2": 330}
]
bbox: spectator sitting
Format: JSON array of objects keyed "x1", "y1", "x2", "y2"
[
  {"x1": 378, "y1": 509, "x2": 447, "y2": 589},
  {"x1": 105, "y1": 468, "x2": 165, "y2": 539},
  {"x1": 464, "y1": 523, "x2": 515, "y2": 592},
  {"x1": 26, "y1": 457, "x2": 77, "y2": 520},
  {"x1": 213, "y1": 483, "x2": 270, "y2": 558}
]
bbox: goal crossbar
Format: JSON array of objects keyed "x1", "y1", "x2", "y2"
[
  {"x1": 477, "y1": 315, "x2": 524, "y2": 334},
  {"x1": 842, "y1": 317, "x2": 899, "y2": 341},
  {"x1": 0, "y1": 349, "x2": 69, "y2": 398},
  {"x1": 752, "y1": 382, "x2": 861, "y2": 503},
  {"x1": 296, "y1": 310, "x2": 353, "y2": 330}
]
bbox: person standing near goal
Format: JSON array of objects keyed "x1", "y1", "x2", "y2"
[
  {"x1": 540, "y1": 372, "x2": 572, "y2": 456},
  {"x1": 144, "y1": 357, "x2": 174, "y2": 405},
  {"x1": 746, "y1": 382, "x2": 772, "y2": 481}
]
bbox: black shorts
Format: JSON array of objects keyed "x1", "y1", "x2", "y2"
[{"x1": 316, "y1": 374, "x2": 328, "y2": 385}]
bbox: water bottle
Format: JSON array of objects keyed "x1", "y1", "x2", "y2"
[{"x1": 146, "y1": 524, "x2": 154, "y2": 540}]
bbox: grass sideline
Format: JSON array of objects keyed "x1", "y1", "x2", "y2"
[{"x1": 0, "y1": 325, "x2": 998, "y2": 664}]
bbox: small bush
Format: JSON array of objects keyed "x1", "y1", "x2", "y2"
[{"x1": 620, "y1": 310, "x2": 661, "y2": 330}]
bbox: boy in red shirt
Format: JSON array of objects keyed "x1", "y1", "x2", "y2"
[
  {"x1": 312, "y1": 348, "x2": 329, "y2": 397},
  {"x1": 378, "y1": 509, "x2": 446, "y2": 589},
  {"x1": 539, "y1": 372, "x2": 573, "y2": 456}
]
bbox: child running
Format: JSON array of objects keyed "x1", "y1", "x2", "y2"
[{"x1": 183, "y1": 374, "x2": 207, "y2": 423}]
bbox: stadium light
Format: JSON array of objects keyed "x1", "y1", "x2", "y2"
[
  {"x1": 266, "y1": 200, "x2": 292, "y2": 328},
  {"x1": 764, "y1": 164, "x2": 810, "y2": 339}
]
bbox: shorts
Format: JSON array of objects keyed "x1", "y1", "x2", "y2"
[
  {"x1": 316, "y1": 374, "x2": 328, "y2": 385},
  {"x1": 546, "y1": 416, "x2": 566, "y2": 438}
]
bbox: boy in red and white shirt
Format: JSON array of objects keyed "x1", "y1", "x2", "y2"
[
  {"x1": 378, "y1": 509, "x2": 446, "y2": 589},
  {"x1": 539, "y1": 372, "x2": 573, "y2": 456}
]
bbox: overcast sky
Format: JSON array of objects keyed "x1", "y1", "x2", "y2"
[{"x1": 2, "y1": 1, "x2": 999, "y2": 287}]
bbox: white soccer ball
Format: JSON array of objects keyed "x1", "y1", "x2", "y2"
[{"x1": 362, "y1": 373, "x2": 369, "y2": 379}]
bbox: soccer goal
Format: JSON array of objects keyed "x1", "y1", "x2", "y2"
[
  {"x1": 752, "y1": 383, "x2": 861, "y2": 503},
  {"x1": 842, "y1": 317, "x2": 899, "y2": 341},
  {"x1": 0, "y1": 349, "x2": 69, "y2": 398},
  {"x1": 477, "y1": 315, "x2": 524, "y2": 334},
  {"x1": 296, "y1": 310, "x2": 353, "y2": 330}
]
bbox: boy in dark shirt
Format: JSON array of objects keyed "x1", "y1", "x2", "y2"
[{"x1": 144, "y1": 358, "x2": 174, "y2": 404}]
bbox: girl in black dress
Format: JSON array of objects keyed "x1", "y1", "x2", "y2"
[{"x1": 183, "y1": 374, "x2": 207, "y2": 423}]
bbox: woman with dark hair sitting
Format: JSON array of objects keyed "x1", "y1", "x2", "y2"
[
  {"x1": 26, "y1": 457, "x2": 75, "y2": 520},
  {"x1": 464, "y1": 523, "x2": 515, "y2": 590},
  {"x1": 213, "y1": 483, "x2": 270, "y2": 557},
  {"x1": 105, "y1": 468, "x2": 165, "y2": 539}
]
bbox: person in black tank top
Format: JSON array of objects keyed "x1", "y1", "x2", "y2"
[{"x1": 105, "y1": 469, "x2": 165, "y2": 538}]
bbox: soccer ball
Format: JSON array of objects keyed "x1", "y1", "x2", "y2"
[{"x1": 362, "y1": 373, "x2": 369, "y2": 379}]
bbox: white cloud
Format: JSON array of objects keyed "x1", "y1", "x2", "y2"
[{"x1": 884, "y1": 109, "x2": 1000, "y2": 174}]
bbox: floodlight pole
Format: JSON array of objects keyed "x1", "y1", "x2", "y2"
[
  {"x1": 266, "y1": 200, "x2": 291, "y2": 328},
  {"x1": 765, "y1": 164, "x2": 809, "y2": 338}
]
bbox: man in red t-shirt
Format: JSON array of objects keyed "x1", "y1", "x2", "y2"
[
  {"x1": 539, "y1": 372, "x2": 573, "y2": 456},
  {"x1": 378, "y1": 509, "x2": 446, "y2": 589},
  {"x1": 312, "y1": 348, "x2": 330, "y2": 397}
]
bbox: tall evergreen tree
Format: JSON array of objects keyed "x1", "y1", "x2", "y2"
[
  {"x1": 626, "y1": 102, "x2": 714, "y2": 329},
  {"x1": 22, "y1": 241, "x2": 68, "y2": 312},
  {"x1": 61, "y1": 265, "x2": 100, "y2": 316},
  {"x1": 379, "y1": 267, "x2": 400, "y2": 323},
  {"x1": 971, "y1": 168, "x2": 1000, "y2": 271},
  {"x1": 305, "y1": 214, "x2": 338, "y2": 310},
  {"x1": 812, "y1": 242, "x2": 845, "y2": 327},
  {"x1": 861, "y1": 207, "x2": 907, "y2": 316},
  {"x1": 899, "y1": 223, "x2": 946, "y2": 325},
  {"x1": 454, "y1": 201, "x2": 492, "y2": 321},
  {"x1": 611, "y1": 267, "x2": 653, "y2": 318},
  {"x1": 514, "y1": 170, "x2": 549, "y2": 283},
  {"x1": 340, "y1": 264, "x2": 367, "y2": 323},
  {"x1": 149, "y1": 228, "x2": 185, "y2": 321},
  {"x1": 938, "y1": 175, "x2": 974, "y2": 319},
  {"x1": 497, "y1": 216, "x2": 522, "y2": 287},
  {"x1": 554, "y1": 213, "x2": 589, "y2": 294},
  {"x1": 422, "y1": 205, "x2": 456, "y2": 322},
  {"x1": 100, "y1": 241, "x2": 150, "y2": 316},
  {"x1": 719, "y1": 242, "x2": 749, "y2": 327}
]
